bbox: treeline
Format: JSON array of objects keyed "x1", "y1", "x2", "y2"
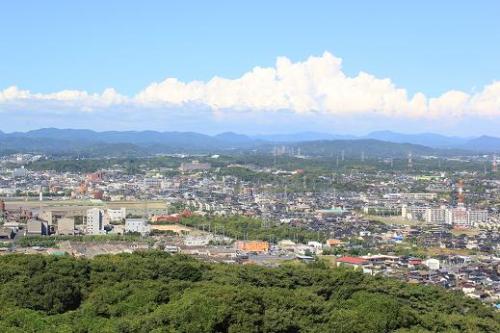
[
  {"x1": 25, "y1": 153, "x2": 488, "y2": 176},
  {"x1": 216, "y1": 166, "x2": 366, "y2": 193},
  {"x1": 0, "y1": 252, "x2": 498, "y2": 332},
  {"x1": 26, "y1": 156, "x2": 183, "y2": 174},
  {"x1": 181, "y1": 215, "x2": 326, "y2": 243}
]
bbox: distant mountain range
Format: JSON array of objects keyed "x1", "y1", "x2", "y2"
[
  {"x1": 363, "y1": 131, "x2": 470, "y2": 148},
  {"x1": 0, "y1": 129, "x2": 259, "y2": 156},
  {"x1": 257, "y1": 130, "x2": 500, "y2": 152},
  {"x1": 364, "y1": 131, "x2": 500, "y2": 152},
  {"x1": 252, "y1": 131, "x2": 356, "y2": 142},
  {"x1": 0, "y1": 128, "x2": 499, "y2": 156}
]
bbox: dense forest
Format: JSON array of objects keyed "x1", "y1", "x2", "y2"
[{"x1": 0, "y1": 252, "x2": 498, "y2": 332}]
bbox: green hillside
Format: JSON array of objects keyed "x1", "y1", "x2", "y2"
[{"x1": 0, "y1": 252, "x2": 498, "y2": 332}]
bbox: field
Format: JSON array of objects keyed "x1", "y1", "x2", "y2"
[
  {"x1": 365, "y1": 214, "x2": 420, "y2": 226},
  {"x1": 150, "y1": 224, "x2": 194, "y2": 234}
]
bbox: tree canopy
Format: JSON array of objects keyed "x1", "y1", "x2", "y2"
[{"x1": 0, "y1": 252, "x2": 498, "y2": 332}]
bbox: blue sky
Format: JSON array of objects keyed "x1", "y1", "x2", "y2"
[{"x1": 1, "y1": 1, "x2": 500, "y2": 135}]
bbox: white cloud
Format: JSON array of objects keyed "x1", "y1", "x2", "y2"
[
  {"x1": 1, "y1": 52, "x2": 500, "y2": 120},
  {"x1": 0, "y1": 86, "x2": 128, "y2": 111},
  {"x1": 469, "y1": 81, "x2": 500, "y2": 117}
]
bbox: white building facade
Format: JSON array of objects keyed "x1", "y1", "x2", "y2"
[
  {"x1": 106, "y1": 208, "x2": 126, "y2": 222},
  {"x1": 86, "y1": 208, "x2": 106, "y2": 235},
  {"x1": 125, "y1": 218, "x2": 150, "y2": 235}
]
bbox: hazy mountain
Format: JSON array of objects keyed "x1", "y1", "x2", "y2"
[
  {"x1": 365, "y1": 130, "x2": 469, "y2": 148},
  {"x1": 0, "y1": 128, "x2": 259, "y2": 156},
  {"x1": 365, "y1": 130, "x2": 500, "y2": 152},
  {"x1": 290, "y1": 139, "x2": 437, "y2": 158},
  {"x1": 214, "y1": 132, "x2": 256, "y2": 145},
  {"x1": 460, "y1": 135, "x2": 500, "y2": 152},
  {"x1": 12, "y1": 128, "x2": 213, "y2": 145},
  {"x1": 11, "y1": 128, "x2": 97, "y2": 141},
  {"x1": 1, "y1": 128, "x2": 499, "y2": 156},
  {"x1": 253, "y1": 131, "x2": 355, "y2": 142}
]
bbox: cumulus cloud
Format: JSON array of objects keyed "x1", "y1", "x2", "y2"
[
  {"x1": 1, "y1": 52, "x2": 500, "y2": 120},
  {"x1": 0, "y1": 86, "x2": 128, "y2": 111},
  {"x1": 134, "y1": 52, "x2": 500, "y2": 119}
]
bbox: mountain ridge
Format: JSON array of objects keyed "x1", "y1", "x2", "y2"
[{"x1": 1, "y1": 128, "x2": 499, "y2": 155}]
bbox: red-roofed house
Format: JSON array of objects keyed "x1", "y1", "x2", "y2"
[{"x1": 336, "y1": 256, "x2": 368, "y2": 269}]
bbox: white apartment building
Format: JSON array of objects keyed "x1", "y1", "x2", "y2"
[
  {"x1": 400, "y1": 193, "x2": 438, "y2": 201},
  {"x1": 86, "y1": 208, "x2": 106, "y2": 235},
  {"x1": 403, "y1": 205, "x2": 488, "y2": 227},
  {"x1": 446, "y1": 207, "x2": 469, "y2": 226},
  {"x1": 467, "y1": 210, "x2": 489, "y2": 226},
  {"x1": 425, "y1": 207, "x2": 446, "y2": 224}
]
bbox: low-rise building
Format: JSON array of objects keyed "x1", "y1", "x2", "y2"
[
  {"x1": 424, "y1": 258, "x2": 440, "y2": 270},
  {"x1": 235, "y1": 240, "x2": 269, "y2": 253},
  {"x1": 57, "y1": 217, "x2": 76, "y2": 235},
  {"x1": 326, "y1": 239, "x2": 343, "y2": 247},
  {"x1": 106, "y1": 208, "x2": 126, "y2": 223},
  {"x1": 26, "y1": 219, "x2": 47, "y2": 235},
  {"x1": 336, "y1": 256, "x2": 368, "y2": 269},
  {"x1": 0, "y1": 227, "x2": 14, "y2": 239},
  {"x1": 125, "y1": 218, "x2": 150, "y2": 235}
]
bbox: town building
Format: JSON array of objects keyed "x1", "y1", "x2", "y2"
[
  {"x1": 336, "y1": 256, "x2": 368, "y2": 269},
  {"x1": 26, "y1": 219, "x2": 48, "y2": 235},
  {"x1": 467, "y1": 210, "x2": 488, "y2": 226},
  {"x1": 106, "y1": 208, "x2": 126, "y2": 222},
  {"x1": 425, "y1": 207, "x2": 446, "y2": 224},
  {"x1": 446, "y1": 207, "x2": 468, "y2": 226},
  {"x1": 12, "y1": 166, "x2": 28, "y2": 178},
  {"x1": 125, "y1": 218, "x2": 150, "y2": 235},
  {"x1": 235, "y1": 240, "x2": 269, "y2": 252},
  {"x1": 86, "y1": 208, "x2": 106, "y2": 235},
  {"x1": 57, "y1": 217, "x2": 76, "y2": 235}
]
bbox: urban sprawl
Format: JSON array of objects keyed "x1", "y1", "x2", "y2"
[{"x1": 0, "y1": 151, "x2": 499, "y2": 309}]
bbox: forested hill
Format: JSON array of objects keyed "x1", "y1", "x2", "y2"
[
  {"x1": 0, "y1": 252, "x2": 498, "y2": 332},
  {"x1": 0, "y1": 128, "x2": 490, "y2": 157}
]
